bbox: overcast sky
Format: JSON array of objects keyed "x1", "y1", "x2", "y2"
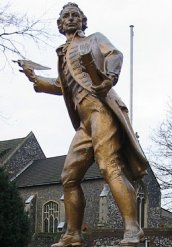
[{"x1": 1, "y1": 0, "x2": 172, "y2": 158}]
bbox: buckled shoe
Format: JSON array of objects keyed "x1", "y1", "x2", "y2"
[
  {"x1": 51, "y1": 233, "x2": 83, "y2": 247},
  {"x1": 120, "y1": 229, "x2": 145, "y2": 246}
]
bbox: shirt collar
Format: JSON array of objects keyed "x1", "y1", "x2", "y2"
[{"x1": 56, "y1": 30, "x2": 85, "y2": 55}]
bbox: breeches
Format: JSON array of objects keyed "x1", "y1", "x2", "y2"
[{"x1": 61, "y1": 94, "x2": 124, "y2": 187}]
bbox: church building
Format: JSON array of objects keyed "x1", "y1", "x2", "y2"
[{"x1": 0, "y1": 131, "x2": 172, "y2": 246}]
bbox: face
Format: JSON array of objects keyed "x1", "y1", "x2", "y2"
[{"x1": 60, "y1": 7, "x2": 83, "y2": 34}]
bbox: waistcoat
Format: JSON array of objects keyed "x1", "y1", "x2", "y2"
[{"x1": 65, "y1": 40, "x2": 93, "y2": 93}]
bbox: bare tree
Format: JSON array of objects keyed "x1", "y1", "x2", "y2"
[
  {"x1": 149, "y1": 100, "x2": 172, "y2": 210},
  {"x1": 0, "y1": 3, "x2": 56, "y2": 68}
]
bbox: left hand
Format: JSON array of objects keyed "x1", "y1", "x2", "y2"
[{"x1": 91, "y1": 79, "x2": 113, "y2": 97}]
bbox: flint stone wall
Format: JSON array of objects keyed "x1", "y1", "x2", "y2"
[
  {"x1": 29, "y1": 229, "x2": 172, "y2": 247},
  {"x1": 6, "y1": 134, "x2": 45, "y2": 179}
]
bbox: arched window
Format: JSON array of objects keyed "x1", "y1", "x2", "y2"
[
  {"x1": 135, "y1": 182, "x2": 146, "y2": 228},
  {"x1": 43, "y1": 201, "x2": 59, "y2": 233},
  {"x1": 137, "y1": 192, "x2": 145, "y2": 227},
  {"x1": 98, "y1": 184, "x2": 110, "y2": 227}
]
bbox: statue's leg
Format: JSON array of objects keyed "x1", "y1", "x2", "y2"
[
  {"x1": 107, "y1": 171, "x2": 144, "y2": 246},
  {"x1": 90, "y1": 99, "x2": 144, "y2": 246},
  {"x1": 51, "y1": 124, "x2": 94, "y2": 247}
]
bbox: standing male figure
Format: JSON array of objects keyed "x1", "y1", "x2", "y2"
[{"x1": 22, "y1": 2, "x2": 148, "y2": 247}]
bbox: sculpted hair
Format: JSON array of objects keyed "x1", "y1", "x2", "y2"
[{"x1": 57, "y1": 2, "x2": 88, "y2": 35}]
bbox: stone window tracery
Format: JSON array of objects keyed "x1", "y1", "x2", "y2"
[
  {"x1": 43, "y1": 201, "x2": 59, "y2": 233},
  {"x1": 135, "y1": 181, "x2": 147, "y2": 228}
]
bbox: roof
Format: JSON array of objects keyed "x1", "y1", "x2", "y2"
[
  {"x1": 0, "y1": 137, "x2": 25, "y2": 164},
  {"x1": 15, "y1": 155, "x2": 102, "y2": 188},
  {"x1": 161, "y1": 208, "x2": 172, "y2": 218},
  {"x1": 0, "y1": 132, "x2": 45, "y2": 167}
]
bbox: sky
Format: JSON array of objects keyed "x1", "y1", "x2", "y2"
[{"x1": 1, "y1": 0, "x2": 172, "y2": 159}]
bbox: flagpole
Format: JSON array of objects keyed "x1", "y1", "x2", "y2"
[{"x1": 129, "y1": 25, "x2": 134, "y2": 126}]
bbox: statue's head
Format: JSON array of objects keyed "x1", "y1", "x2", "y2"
[{"x1": 57, "y1": 2, "x2": 87, "y2": 35}]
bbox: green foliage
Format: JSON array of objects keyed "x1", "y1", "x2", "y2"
[{"x1": 0, "y1": 167, "x2": 31, "y2": 247}]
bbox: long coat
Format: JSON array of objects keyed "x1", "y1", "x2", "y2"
[{"x1": 34, "y1": 32, "x2": 148, "y2": 179}]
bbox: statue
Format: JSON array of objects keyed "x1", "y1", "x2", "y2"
[{"x1": 18, "y1": 2, "x2": 148, "y2": 247}]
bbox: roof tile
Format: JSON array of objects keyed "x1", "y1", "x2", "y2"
[{"x1": 15, "y1": 155, "x2": 102, "y2": 187}]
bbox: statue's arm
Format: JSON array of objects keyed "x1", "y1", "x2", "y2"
[
  {"x1": 94, "y1": 33, "x2": 127, "y2": 110},
  {"x1": 95, "y1": 32, "x2": 123, "y2": 85},
  {"x1": 90, "y1": 32, "x2": 123, "y2": 97},
  {"x1": 22, "y1": 67, "x2": 62, "y2": 95},
  {"x1": 33, "y1": 75, "x2": 62, "y2": 95}
]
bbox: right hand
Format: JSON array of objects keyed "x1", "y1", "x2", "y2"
[
  {"x1": 20, "y1": 67, "x2": 36, "y2": 83},
  {"x1": 91, "y1": 79, "x2": 113, "y2": 97}
]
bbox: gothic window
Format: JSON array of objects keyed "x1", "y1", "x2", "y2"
[
  {"x1": 98, "y1": 184, "x2": 110, "y2": 227},
  {"x1": 135, "y1": 182, "x2": 146, "y2": 228},
  {"x1": 137, "y1": 192, "x2": 145, "y2": 227},
  {"x1": 43, "y1": 201, "x2": 59, "y2": 233}
]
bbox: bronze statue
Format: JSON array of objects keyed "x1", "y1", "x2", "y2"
[{"x1": 19, "y1": 2, "x2": 148, "y2": 247}]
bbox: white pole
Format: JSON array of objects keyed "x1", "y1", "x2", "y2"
[{"x1": 129, "y1": 25, "x2": 134, "y2": 126}]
